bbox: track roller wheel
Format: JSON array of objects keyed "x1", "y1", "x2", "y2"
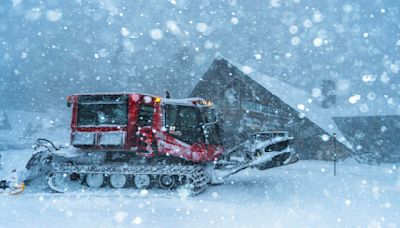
[
  {"x1": 134, "y1": 174, "x2": 151, "y2": 189},
  {"x1": 47, "y1": 173, "x2": 71, "y2": 193},
  {"x1": 69, "y1": 173, "x2": 80, "y2": 181},
  {"x1": 86, "y1": 173, "x2": 104, "y2": 188},
  {"x1": 109, "y1": 174, "x2": 127, "y2": 188},
  {"x1": 158, "y1": 175, "x2": 177, "y2": 190}
]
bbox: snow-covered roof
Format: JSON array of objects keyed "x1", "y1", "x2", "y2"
[
  {"x1": 217, "y1": 55, "x2": 352, "y2": 148},
  {"x1": 327, "y1": 97, "x2": 400, "y2": 117}
]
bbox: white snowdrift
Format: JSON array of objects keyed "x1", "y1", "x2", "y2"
[{"x1": 0, "y1": 149, "x2": 399, "y2": 228}]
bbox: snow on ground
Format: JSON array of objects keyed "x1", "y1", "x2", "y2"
[
  {"x1": 0, "y1": 149, "x2": 399, "y2": 228},
  {"x1": 0, "y1": 109, "x2": 70, "y2": 151}
]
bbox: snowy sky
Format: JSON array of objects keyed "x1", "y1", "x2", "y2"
[{"x1": 0, "y1": 0, "x2": 399, "y2": 114}]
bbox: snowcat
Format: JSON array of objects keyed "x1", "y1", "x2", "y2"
[{"x1": 0, "y1": 93, "x2": 298, "y2": 195}]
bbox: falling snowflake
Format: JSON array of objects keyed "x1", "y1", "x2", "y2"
[
  {"x1": 46, "y1": 9, "x2": 63, "y2": 22},
  {"x1": 149, "y1": 29, "x2": 163, "y2": 40},
  {"x1": 131, "y1": 216, "x2": 142, "y2": 225},
  {"x1": 196, "y1": 23, "x2": 208, "y2": 33},
  {"x1": 230, "y1": 17, "x2": 239, "y2": 25},
  {"x1": 348, "y1": 95, "x2": 361, "y2": 104},
  {"x1": 242, "y1": 66, "x2": 252, "y2": 74}
]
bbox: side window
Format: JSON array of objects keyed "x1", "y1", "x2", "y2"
[
  {"x1": 138, "y1": 105, "x2": 154, "y2": 127},
  {"x1": 165, "y1": 105, "x2": 177, "y2": 128},
  {"x1": 164, "y1": 105, "x2": 204, "y2": 144},
  {"x1": 179, "y1": 107, "x2": 198, "y2": 127}
]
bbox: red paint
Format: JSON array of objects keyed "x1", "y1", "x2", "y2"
[{"x1": 68, "y1": 93, "x2": 223, "y2": 162}]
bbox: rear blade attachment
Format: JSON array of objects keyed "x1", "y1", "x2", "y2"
[{"x1": 211, "y1": 133, "x2": 299, "y2": 184}]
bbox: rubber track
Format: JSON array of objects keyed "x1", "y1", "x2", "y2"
[{"x1": 49, "y1": 163, "x2": 210, "y2": 195}]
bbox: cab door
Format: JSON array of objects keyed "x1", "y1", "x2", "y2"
[{"x1": 136, "y1": 102, "x2": 156, "y2": 156}]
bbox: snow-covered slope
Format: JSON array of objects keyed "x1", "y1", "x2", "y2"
[
  {"x1": 0, "y1": 109, "x2": 70, "y2": 150},
  {"x1": 0, "y1": 149, "x2": 399, "y2": 227}
]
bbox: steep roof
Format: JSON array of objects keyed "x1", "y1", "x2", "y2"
[
  {"x1": 333, "y1": 115, "x2": 400, "y2": 162},
  {"x1": 327, "y1": 98, "x2": 400, "y2": 117},
  {"x1": 214, "y1": 55, "x2": 352, "y2": 149}
]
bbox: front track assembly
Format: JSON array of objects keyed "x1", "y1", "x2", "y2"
[{"x1": 47, "y1": 162, "x2": 210, "y2": 196}]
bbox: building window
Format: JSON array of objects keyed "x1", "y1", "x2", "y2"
[
  {"x1": 225, "y1": 88, "x2": 239, "y2": 109},
  {"x1": 224, "y1": 79, "x2": 242, "y2": 109},
  {"x1": 223, "y1": 79, "x2": 278, "y2": 117},
  {"x1": 242, "y1": 100, "x2": 278, "y2": 116}
]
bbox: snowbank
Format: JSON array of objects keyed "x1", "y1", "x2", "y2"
[
  {"x1": 0, "y1": 149, "x2": 399, "y2": 227},
  {"x1": 0, "y1": 109, "x2": 70, "y2": 150}
]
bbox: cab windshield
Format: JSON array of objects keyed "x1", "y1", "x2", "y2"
[{"x1": 165, "y1": 104, "x2": 223, "y2": 145}]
